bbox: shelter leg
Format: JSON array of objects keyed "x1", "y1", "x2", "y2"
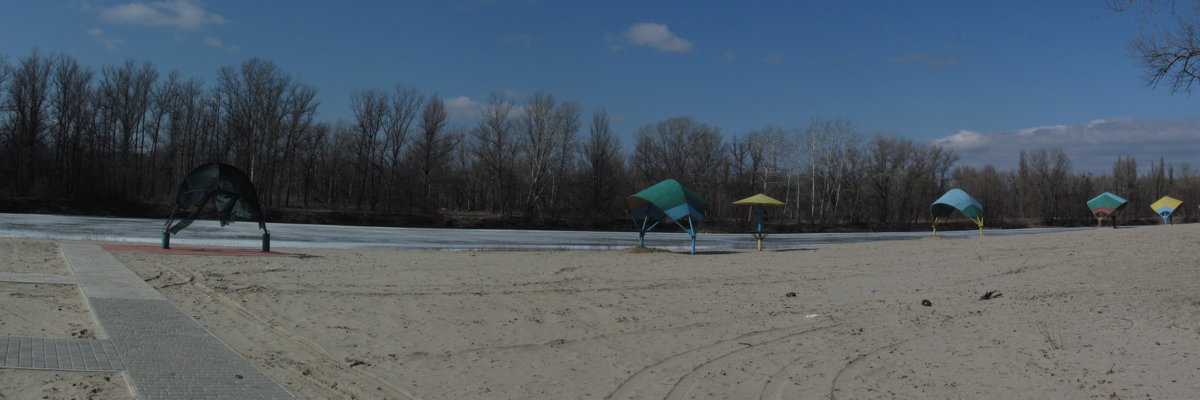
[
  {"x1": 637, "y1": 215, "x2": 648, "y2": 247},
  {"x1": 756, "y1": 206, "x2": 763, "y2": 233},
  {"x1": 262, "y1": 231, "x2": 271, "y2": 252},
  {"x1": 161, "y1": 231, "x2": 170, "y2": 249},
  {"x1": 689, "y1": 218, "x2": 696, "y2": 255}
]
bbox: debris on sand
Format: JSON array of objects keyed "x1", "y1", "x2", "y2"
[{"x1": 980, "y1": 290, "x2": 1003, "y2": 300}]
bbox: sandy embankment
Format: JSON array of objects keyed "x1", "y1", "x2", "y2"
[
  {"x1": 0, "y1": 239, "x2": 130, "y2": 400},
  {"x1": 99, "y1": 225, "x2": 1200, "y2": 399}
]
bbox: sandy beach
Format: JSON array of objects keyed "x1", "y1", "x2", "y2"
[{"x1": 2, "y1": 225, "x2": 1200, "y2": 399}]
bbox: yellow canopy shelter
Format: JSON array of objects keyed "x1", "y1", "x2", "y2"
[
  {"x1": 732, "y1": 194, "x2": 785, "y2": 250},
  {"x1": 1150, "y1": 196, "x2": 1183, "y2": 224}
]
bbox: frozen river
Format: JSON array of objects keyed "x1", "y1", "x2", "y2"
[{"x1": 0, "y1": 213, "x2": 1090, "y2": 251}]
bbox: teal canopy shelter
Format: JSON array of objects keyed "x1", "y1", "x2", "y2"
[
  {"x1": 930, "y1": 189, "x2": 984, "y2": 235},
  {"x1": 1087, "y1": 192, "x2": 1127, "y2": 227},
  {"x1": 163, "y1": 163, "x2": 271, "y2": 251},
  {"x1": 628, "y1": 179, "x2": 707, "y2": 254}
]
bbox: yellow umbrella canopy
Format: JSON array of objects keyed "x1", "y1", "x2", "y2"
[
  {"x1": 732, "y1": 193, "x2": 785, "y2": 206},
  {"x1": 732, "y1": 194, "x2": 784, "y2": 250}
]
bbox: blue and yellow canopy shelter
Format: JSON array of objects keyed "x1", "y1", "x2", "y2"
[
  {"x1": 930, "y1": 189, "x2": 984, "y2": 235},
  {"x1": 1087, "y1": 192, "x2": 1127, "y2": 228},
  {"x1": 732, "y1": 194, "x2": 785, "y2": 250},
  {"x1": 629, "y1": 179, "x2": 707, "y2": 254},
  {"x1": 1150, "y1": 196, "x2": 1183, "y2": 225}
]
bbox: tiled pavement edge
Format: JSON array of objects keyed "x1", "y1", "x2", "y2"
[
  {"x1": 60, "y1": 243, "x2": 294, "y2": 399},
  {"x1": 0, "y1": 336, "x2": 123, "y2": 371},
  {"x1": 0, "y1": 271, "x2": 78, "y2": 285}
]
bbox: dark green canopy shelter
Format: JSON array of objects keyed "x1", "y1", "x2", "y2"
[
  {"x1": 163, "y1": 163, "x2": 270, "y2": 251},
  {"x1": 628, "y1": 179, "x2": 707, "y2": 254}
]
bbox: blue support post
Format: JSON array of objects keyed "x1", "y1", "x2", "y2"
[
  {"x1": 756, "y1": 205, "x2": 763, "y2": 233},
  {"x1": 688, "y1": 218, "x2": 696, "y2": 255}
]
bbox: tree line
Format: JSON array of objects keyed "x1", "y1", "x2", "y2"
[{"x1": 0, "y1": 51, "x2": 1194, "y2": 231}]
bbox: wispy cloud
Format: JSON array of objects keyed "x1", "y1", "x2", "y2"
[
  {"x1": 201, "y1": 36, "x2": 239, "y2": 52},
  {"x1": 889, "y1": 52, "x2": 957, "y2": 67},
  {"x1": 615, "y1": 23, "x2": 693, "y2": 53},
  {"x1": 763, "y1": 52, "x2": 784, "y2": 63},
  {"x1": 85, "y1": 27, "x2": 123, "y2": 49},
  {"x1": 98, "y1": 0, "x2": 227, "y2": 30},
  {"x1": 932, "y1": 118, "x2": 1200, "y2": 172}
]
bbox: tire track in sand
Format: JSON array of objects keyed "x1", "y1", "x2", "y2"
[{"x1": 606, "y1": 322, "x2": 838, "y2": 400}]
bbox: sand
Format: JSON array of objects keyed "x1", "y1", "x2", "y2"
[
  {"x1": 4, "y1": 225, "x2": 1200, "y2": 399},
  {"x1": 0, "y1": 241, "x2": 130, "y2": 400}
]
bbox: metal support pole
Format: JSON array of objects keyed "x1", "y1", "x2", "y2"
[
  {"x1": 688, "y1": 218, "x2": 696, "y2": 255},
  {"x1": 161, "y1": 231, "x2": 170, "y2": 249},
  {"x1": 262, "y1": 231, "x2": 271, "y2": 252}
]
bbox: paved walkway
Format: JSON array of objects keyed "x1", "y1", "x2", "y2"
[
  {"x1": 1, "y1": 336, "x2": 123, "y2": 371},
  {"x1": 0, "y1": 271, "x2": 78, "y2": 285},
  {"x1": 60, "y1": 243, "x2": 293, "y2": 399}
]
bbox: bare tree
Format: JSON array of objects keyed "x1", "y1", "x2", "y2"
[
  {"x1": 411, "y1": 95, "x2": 457, "y2": 210},
  {"x1": 382, "y1": 84, "x2": 422, "y2": 210},
  {"x1": 743, "y1": 125, "x2": 789, "y2": 194},
  {"x1": 1111, "y1": 1, "x2": 1200, "y2": 92},
  {"x1": 350, "y1": 89, "x2": 388, "y2": 209},
  {"x1": 865, "y1": 135, "x2": 916, "y2": 224},
  {"x1": 520, "y1": 91, "x2": 565, "y2": 220},
  {"x1": 97, "y1": 59, "x2": 158, "y2": 196},
  {"x1": 473, "y1": 91, "x2": 516, "y2": 214},
  {"x1": 547, "y1": 100, "x2": 581, "y2": 219},
  {"x1": 49, "y1": 54, "x2": 94, "y2": 197},
  {"x1": 4, "y1": 51, "x2": 53, "y2": 196},
  {"x1": 1028, "y1": 148, "x2": 1073, "y2": 224},
  {"x1": 796, "y1": 118, "x2": 859, "y2": 226},
  {"x1": 214, "y1": 58, "x2": 318, "y2": 208},
  {"x1": 578, "y1": 108, "x2": 623, "y2": 220},
  {"x1": 630, "y1": 116, "x2": 726, "y2": 217}
]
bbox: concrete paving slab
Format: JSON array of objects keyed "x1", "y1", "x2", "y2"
[
  {"x1": 61, "y1": 243, "x2": 293, "y2": 399},
  {"x1": 0, "y1": 336, "x2": 123, "y2": 372},
  {"x1": 0, "y1": 271, "x2": 78, "y2": 285}
]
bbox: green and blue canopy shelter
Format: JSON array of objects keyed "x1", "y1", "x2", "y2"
[
  {"x1": 930, "y1": 189, "x2": 984, "y2": 235},
  {"x1": 1087, "y1": 192, "x2": 1127, "y2": 227},
  {"x1": 629, "y1": 179, "x2": 707, "y2": 254},
  {"x1": 732, "y1": 193, "x2": 785, "y2": 250},
  {"x1": 1150, "y1": 196, "x2": 1183, "y2": 225}
]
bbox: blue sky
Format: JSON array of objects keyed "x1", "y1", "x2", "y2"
[{"x1": 3, "y1": 0, "x2": 1199, "y2": 172}]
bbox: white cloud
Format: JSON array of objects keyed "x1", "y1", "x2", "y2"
[
  {"x1": 932, "y1": 118, "x2": 1200, "y2": 172},
  {"x1": 445, "y1": 96, "x2": 483, "y2": 121},
  {"x1": 202, "y1": 36, "x2": 221, "y2": 47},
  {"x1": 931, "y1": 130, "x2": 990, "y2": 151},
  {"x1": 86, "y1": 27, "x2": 123, "y2": 49},
  {"x1": 620, "y1": 23, "x2": 693, "y2": 53},
  {"x1": 99, "y1": 0, "x2": 227, "y2": 30}
]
